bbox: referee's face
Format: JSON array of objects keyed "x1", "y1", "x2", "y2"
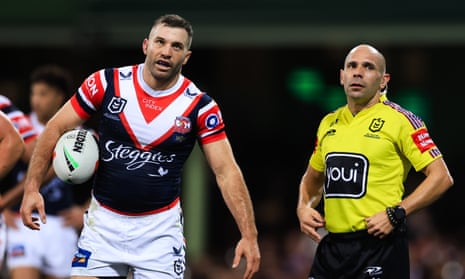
[{"x1": 340, "y1": 46, "x2": 389, "y2": 105}]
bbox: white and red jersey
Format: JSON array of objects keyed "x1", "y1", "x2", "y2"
[
  {"x1": 71, "y1": 64, "x2": 226, "y2": 214},
  {"x1": 0, "y1": 95, "x2": 37, "y2": 144},
  {"x1": 0, "y1": 95, "x2": 38, "y2": 192}
]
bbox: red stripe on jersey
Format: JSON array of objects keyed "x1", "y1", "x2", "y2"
[
  {"x1": 114, "y1": 67, "x2": 146, "y2": 150},
  {"x1": 0, "y1": 96, "x2": 38, "y2": 142},
  {"x1": 201, "y1": 132, "x2": 226, "y2": 145},
  {"x1": 99, "y1": 196, "x2": 180, "y2": 216},
  {"x1": 144, "y1": 91, "x2": 203, "y2": 149},
  {"x1": 82, "y1": 71, "x2": 106, "y2": 107},
  {"x1": 112, "y1": 68, "x2": 139, "y2": 146},
  {"x1": 133, "y1": 67, "x2": 190, "y2": 124},
  {"x1": 10, "y1": 115, "x2": 38, "y2": 143},
  {"x1": 70, "y1": 95, "x2": 91, "y2": 119},
  {"x1": 71, "y1": 70, "x2": 108, "y2": 120},
  {"x1": 115, "y1": 67, "x2": 202, "y2": 150},
  {"x1": 197, "y1": 102, "x2": 226, "y2": 145}
]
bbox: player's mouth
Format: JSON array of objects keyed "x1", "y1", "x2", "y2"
[
  {"x1": 156, "y1": 60, "x2": 171, "y2": 70},
  {"x1": 349, "y1": 83, "x2": 364, "y2": 90}
]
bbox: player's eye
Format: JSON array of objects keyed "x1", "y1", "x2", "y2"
[
  {"x1": 347, "y1": 62, "x2": 357, "y2": 69},
  {"x1": 172, "y1": 43, "x2": 183, "y2": 51},
  {"x1": 363, "y1": 62, "x2": 375, "y2": 70}
]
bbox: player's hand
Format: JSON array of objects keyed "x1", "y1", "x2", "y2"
[
  {"x1": 297, "y1": 206, "x2": 325, "y2": 242},
  {"x1": 19, "y1": 191, "x2": 46, "y2": 230},
  {"x1": 365, "y1": 210, "x2": 393, "y2": 238},
  {"x1": 232, "y1": 237, "x2": 260, "y2": 279}
]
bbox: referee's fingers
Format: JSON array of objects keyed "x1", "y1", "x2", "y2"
[{"x1": 301, "y1": 225, "x2": 322, "y2": 242}]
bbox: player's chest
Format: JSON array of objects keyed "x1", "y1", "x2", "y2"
[
  {"x1": 101, "y1": 92, "x2": 198, "y2": 150},
  {"x1": 320, "y1": 117, "x2": 396, "y2": 157}
]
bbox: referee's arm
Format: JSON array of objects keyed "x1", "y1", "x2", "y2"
[
  {"x1": 400, "y1": 158, "x2": 453, "y2": 216},
  {"x1": 297, "y1": 164, "x2": 325, "y2": 242}
]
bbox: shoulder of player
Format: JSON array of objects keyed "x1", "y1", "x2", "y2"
[
  {"x1": 319, "y1": 105, "x2": 345, "y2": 124},
  {"x1": 380, "y1": 100, "x2": 424, "y2": 127},
  {"x1": 183, "y1": 80, "x2": 212, "y2": 101}
]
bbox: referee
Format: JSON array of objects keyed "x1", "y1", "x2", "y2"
[{"x1": 297, "y1": 44, "x2": 453, "y2": 279}]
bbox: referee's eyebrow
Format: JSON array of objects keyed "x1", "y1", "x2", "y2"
[{"x1": 346, "y1": 61, "x2": 377, "y2": 70}]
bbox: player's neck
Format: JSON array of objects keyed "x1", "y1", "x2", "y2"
[{"x1": 348, "y1": 93, "x2": 380, "y2": 116}]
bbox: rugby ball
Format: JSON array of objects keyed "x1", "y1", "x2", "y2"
[{"x1": 52, "y1": 129, "x2": 99, "y2": 184}]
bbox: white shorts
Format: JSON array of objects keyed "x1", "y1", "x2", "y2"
[
  {"x1": 0, "y1": 215, "x2": 7, "y2": 267},
  {"x1": 6, "y1": 214, "x2": 78, "y2": 277},
  {"x1": 71, "y1": 197, "x2": 186, "y2": 279}
]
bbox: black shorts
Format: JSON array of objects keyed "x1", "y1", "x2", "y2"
[{"x1": 309, "y1": 230, "x2": 409, "y2": 279}]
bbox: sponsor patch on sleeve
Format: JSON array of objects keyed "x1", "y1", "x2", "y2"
[{"x1": 411, "y1": 127, "x2": 436, "y2": 153}]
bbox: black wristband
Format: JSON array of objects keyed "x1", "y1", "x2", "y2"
[
  {"x1": 386, "y1": 206, "x2": 406, "y2": 228},
  {"x1": 386, "y1": 207, "x2": 398, "y2": 226}
]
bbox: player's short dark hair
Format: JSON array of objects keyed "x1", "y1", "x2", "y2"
[
  {"x1": 153, "y1": 14, "x2": 194, "y2": 48},
  {"x1": 30, "y1": 65, "x2": 73, "y2": 98}
]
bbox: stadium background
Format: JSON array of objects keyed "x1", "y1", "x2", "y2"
[{"x1": 1, "y1": 1, "x2": 464, "y2": 278}]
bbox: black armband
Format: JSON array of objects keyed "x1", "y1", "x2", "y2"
[{"x1": 386, "y1": 206, "x2": 406, "y2": 229}]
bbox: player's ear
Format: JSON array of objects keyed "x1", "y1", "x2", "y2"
[
  {"x1": 182, "y1": 50, "x2": 192, "y2": 65},
  {"x1": 339, "y1": 69, "x2": 344, "y2": 85},
  {"x1": 142, "y1": 38, "x2": 148, "y2": 55},
  {"x1": 381, "y1": 73, "x2": 390, "y2": 90}
]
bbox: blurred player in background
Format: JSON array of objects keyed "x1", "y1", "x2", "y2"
[
  {"x1": 0, "y1": 95, "x2": 34, "y2": 272},
  {"x1": 0, "y1": 106, "x2": 26, "y2": 180},
  {"x1": 0, "y1": 106, "x2": 25, "y2": 268},
  {"x1": 297, "y1": 44, "x2": 453, "y2": 278},
  {"x1": 20, "y1": 14, "x2": 260, "y2": 279},
  {"x1": 4, "y1": 65, "x2": 91, "y2": 279},
  {"x1": 0, "y1": 108, "x2": 25, "y2": 270}
]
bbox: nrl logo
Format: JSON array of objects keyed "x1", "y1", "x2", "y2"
[
  {"x1": 369, "y1": 118, "x2": 385, "y2": 132},
  {"x1": 108, "y1": 96, "x2": 127, "y2": 114}
]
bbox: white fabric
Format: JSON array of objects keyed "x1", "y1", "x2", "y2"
[{"x1": 71, "y1": 196, "x2": 186, "y2": 278}]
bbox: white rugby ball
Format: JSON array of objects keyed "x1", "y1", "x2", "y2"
[{"x1": 52, "y1": 129, "x2": 99, "y2": 184}]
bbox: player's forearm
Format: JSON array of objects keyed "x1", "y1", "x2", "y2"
[
  {"x1": 297, "y1": 167, "x2": 324, "y2": 210},
  {"x1": 24, "y1": 129, "x2": 61, "y2": 192},
  {"x1": 400, "y1": 159, "x2": 453, "y2": 215},
  {"x1": 218, "y1": 172, "x2": 258, "y2": 239},
  {"x1": 298, "y1": 191, "x2": 321, "y2": 212}
]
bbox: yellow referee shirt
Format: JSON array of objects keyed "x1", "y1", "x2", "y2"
[{"x1": 309, "y1": 100, "x2": 442, "y2": 233}]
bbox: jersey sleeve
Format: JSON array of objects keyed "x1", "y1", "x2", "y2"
[
  {"x1": 70, "y1": 69, "x2": 108, "y2": 120},
  {"x1": 309, "y1": 112, "x2": 336, "y2": 172},
  {"x1": 309, "y1": 120, "x2": 326, "y2": 172},
  {"x1": 398, "y1": 113, "x2": 442, "y2": 171},
  {"x1": 196, "y1": 96, "x2": 226, "y2": 145},
  {"x1": 0, "y1": 95, "x2": 38, "y2": 143}
]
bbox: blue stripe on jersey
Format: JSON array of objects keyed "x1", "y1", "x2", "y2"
[
  {"x1": 75, "y1": 90, "x2": 97, "y2": 115},
  {"x1": 383, "y1": 100, "x2": 424, "y2": 129},
  {"x1": 429, "y1": 148, "x2": 442, "y2": 158}
]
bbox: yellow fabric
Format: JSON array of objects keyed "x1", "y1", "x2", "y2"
[{"x1": 309, "y1": 101, "x2": 441, "y2": 233}]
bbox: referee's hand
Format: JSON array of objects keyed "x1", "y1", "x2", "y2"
[
  {"x1": 365, "y1": 211, "x2": 393, "y2": 238},
  {"x1": 297, "y1": 206, "x2": 325, "y2": 242}
]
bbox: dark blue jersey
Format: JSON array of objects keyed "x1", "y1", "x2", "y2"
[{"x1": 71, "y1": 64, "x2": 226, "y2": 214}]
